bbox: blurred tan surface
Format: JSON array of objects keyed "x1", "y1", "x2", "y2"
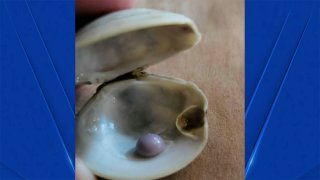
[{"x1": 134, "y1": 0, "x2": 244, "y2": 180}]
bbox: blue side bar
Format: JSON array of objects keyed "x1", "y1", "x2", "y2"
[
  {"x1": 245, "y1": 9, "x2": 310, "y2": 165},
  {"x1": 0, "y1": 0, "x2": 74, "y2": 179},
  {"x1": 246, "y1": 0, "x2": 320, "y2": 179}
]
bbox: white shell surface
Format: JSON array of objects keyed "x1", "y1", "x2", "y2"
[
  {"x1": 76, "y1": 75, "x2": 208, "y2": 180},
  {"x1": 76, "y1": 9, "x2": 201, "y2": 84}
]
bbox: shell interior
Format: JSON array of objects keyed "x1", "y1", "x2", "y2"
[{"x1": 76, "y1": 75, "x2": 208, "y2": 179}]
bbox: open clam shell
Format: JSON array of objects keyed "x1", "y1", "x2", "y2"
[{"x1": 76, "y1": 8, "x2": 208, "y2": 180}]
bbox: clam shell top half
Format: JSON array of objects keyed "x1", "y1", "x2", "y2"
[
  {"x1": 76, "y1": 8, "x2": 201, "y2": 84},
  {"x1": 76, "y1": 8, "x2": 208, "y2": 180}
]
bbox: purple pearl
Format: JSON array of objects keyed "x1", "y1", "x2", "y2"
[{"x1": 136, "y1": 133, "x2": 166, "y2": 157}]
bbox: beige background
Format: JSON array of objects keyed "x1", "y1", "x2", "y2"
[{"x1": 134, "y1": 0, "x2": 244, "y2": 179}]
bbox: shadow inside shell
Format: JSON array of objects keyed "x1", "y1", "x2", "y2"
[
  {"x1": 125, "y1": 148, "x2": 155, "y2": 161},
  {"x1": 113, "y1": 84, "x2": 185, "y2": 138}
]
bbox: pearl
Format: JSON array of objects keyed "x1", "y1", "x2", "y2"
[{"x1": 136, "y1": 133, "x2": 165, "y2": 157}]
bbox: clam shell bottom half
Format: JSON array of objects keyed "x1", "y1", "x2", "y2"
[{"x1": 76, "y1": 75, "x2": 208, "y2": 179}]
